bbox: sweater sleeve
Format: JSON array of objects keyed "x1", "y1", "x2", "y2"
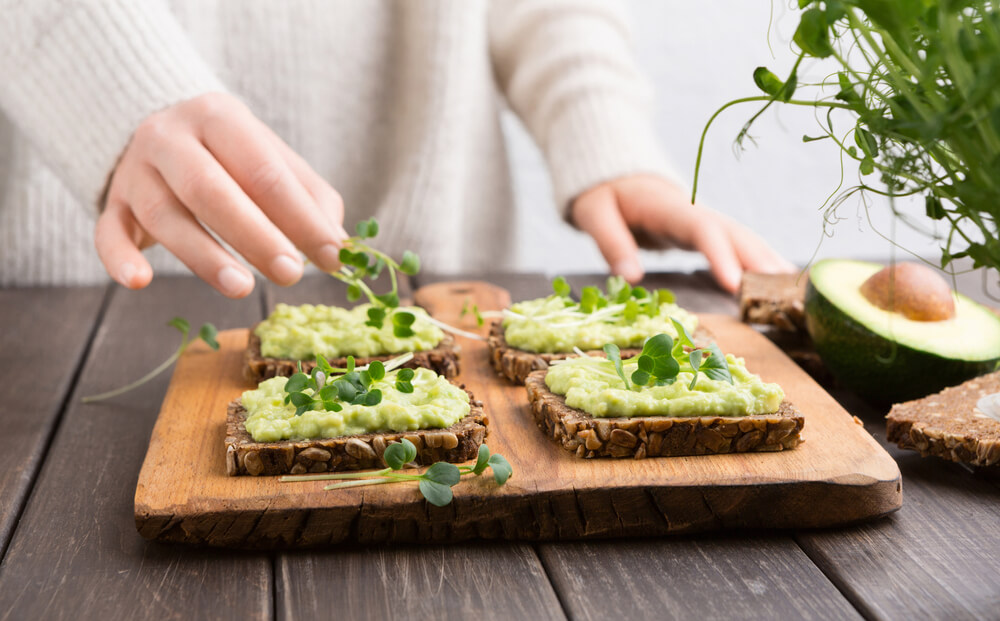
[
  {"x1": 488, "y1": 0, "x2": 685, "y2": 219},
  {"x1": 0, "y1": 0, "x2": 225, "y2": 210}
]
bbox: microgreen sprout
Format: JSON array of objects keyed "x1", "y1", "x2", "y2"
[
  {"x1": 499, "y1": 276, "x2": 677, "y2": 330},
  {"x1": 332, "y1": 218, "x2": 418, "y2": 337},
  {"x1": 460, "y1": 299, "x2": 485, "y2": 326},
  {"x1": 82, "y1": 317, "x2": 219, "y2": 403},
  {"x1": 283, "y1": 353, "x2": 415, "y2": 416},
  {"x1": 553, "y1": 328, "x2": 733, "y2": 391},
  {"x1": 280, "y1": 440, "x2": 512, "y2": 506}
]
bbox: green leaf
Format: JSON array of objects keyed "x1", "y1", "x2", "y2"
[
  {"x1": 198, "y1": 323, "x2": 219, "y2": 350},
  {"x1": 364, "y1": 389, "x2": 382, "y2": 406},
  {"x1": 671, "y1": 318, "x2": 695, "y2": 349},
  {"x1": 324, "y1": 401, "x2": 342, "y2": 412},
  {"x1": 376, "y1": 292, "x2": 399, "y2": 308},
  {"x1": 623, "y1": 299, "x2": 640, "y2": 322},
  {"x1": 396, "y1": 380, "x2": 414, "y2": 393},
  {"x1": 393, "y1": 311, "x2": 415, "y2": 327},
  {"x1": 689, "y1": 344, "x2": 733, "y2": 390},
  {"x1": 294, "y1": 404, "x2": 311, "y2": 417},
  {"x1": 580, "y1": 286, "x2": 603, "y2": 313},
  {"x1": 603, "y1": 344, "x2": 631, "y2": 390},
  {"x1": 631, "y1": 369, "x2": 650, "y2": 386},
  {"x1": 423, "y1": 462, "x2": 461, "y2": 486},
  {"x1": 393, "y1": 325, "x2": 415, "y2": 338},
  {"x1": 366, "y1": 307, "x2": 386, "y2": 328},
  {"x1": 487, "y1": 454, "x2": 513, "y2": 485},
  {"x1": 319, "y1": 384, "x2": 337, "y2": 401},
  {"x1": 854, "y1": 127, "x2": 879, "y2": 158},
  {"x1": 396, "y1": 368, "x2": 415, "y2": 381},
  {"x1": 639, "y1": 334, "x2": 680, "y2": 382},
  {"x1": 399, "y1": 250, "x2": 420, "y2": 276},
  {"x1": 289, "y1": 392, "x2": 313, "y2": 407},
  {"x1": 167, "y1": 317, "x2": 190, "y2": 335},
  {"x1": 859, "y1": 157, "x2": 875, "y2": 175},
  {"x1": 346, "y1": 284, "x2": 362, "y2": 302},
  {"x1": 925, "y1": 195, "x2": 946, "y2": 220},
  {"x1": 606, "y1": 275, "x2": 631, "y2": 303},
  {"x1": 367, "y1": 360, "x2": 385, "y2": 381},
  {"x1": 346, "y1": 357, "x2": 356, "y2": 373},
  {"x1": 794, "y1": 8, "x2": 834, "y2": 58},
  {"x1": 356, "y1": 218, "x2": 379, "y2": 239},
  {"x1": 384, "y1": 441, "x2": 410, "y2": 469},
  {"x1": 552, "y1": 276, "x2": 571, "y2": 298},
  {"x1": 802, "y1": 135, "x2": 828, "y2": 142},
  {"x1": 655, "y1": 289, "x2": 675, "y2": 305},
  {"x1": 472, "y1": 444, "x2": 491, "y2": 475},
  {"x1": 285, "y1": 373, "x2": 309, "y2": 393},
  {"x1": 753, "y1": 66, "x2": 785, "y2": 97},
  {"x1": 335, "y1": 379, "x2": 356, "y2": 402},
  {"x1": 418, "y1": 479, "x2": 454, "y2": 506}
]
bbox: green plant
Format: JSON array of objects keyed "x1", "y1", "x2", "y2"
[
  {"x1": 693, "y1": 0, "x2": 1000, "y2": 272},
  {"x1": 281, "y1": 353, "x2": 415, "y2": 416},
  {"x1": 280, "y1": 439, "x2": 512, "y2": 506},
  {"x1": 82, "y1": 318, "x2": 218, "y2": 402}
]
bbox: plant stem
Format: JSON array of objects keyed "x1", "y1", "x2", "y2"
[{"x1": 81, "y1": 341, "x2": 186, "y2": 403}]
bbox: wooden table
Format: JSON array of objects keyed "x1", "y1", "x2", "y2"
[{"x1": 1, "y1": 271, "x2": 998, "y2": 620}]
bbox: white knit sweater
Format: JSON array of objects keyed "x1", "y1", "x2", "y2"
[{"x1": 0, "y1": 0, "x2": 674, "y2": 286}]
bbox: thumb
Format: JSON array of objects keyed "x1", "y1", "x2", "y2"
[{"x1": 572, "y1": 185, "x2": 644, "y2": 283}]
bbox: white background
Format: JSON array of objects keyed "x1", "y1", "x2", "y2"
[{"x1": 504, "y1": 1, "x2": 943, "y2": 276}]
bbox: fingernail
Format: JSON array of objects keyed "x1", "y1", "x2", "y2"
[
  {"x1": 270, "y1": 254, "x2": 303, "y2": 285},
  {"x1": 316, "y1": 243, "x2": 341, "y2": 272},
  {"x1": 612, "y1": 258, "x2": 643, "y2": 284},
  {"x1": 218, "y1": 265, "x2": 253, "y2": 297},
  {"x1": 118, "y1": 262, "x2": 137, "y2": 287}
]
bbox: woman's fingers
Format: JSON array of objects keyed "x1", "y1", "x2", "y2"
[
  {"x1": 572, "y1": 184, "x2": 644, "y2": 283},
  {"x1": 149, "y1": 135, "x2": 304, "y2": 285},
  {"x1": 269, "y1": 132, "x2": 349, "y2": 243},
  {"x1": 94, "y1": 203, "x2": 154, "y2": 290},
  {"x1": 127, "y1": 168, "x2": 255, "y2": 298},
  {"x1": 690, "y1": 214, "x2": 745, "y2": 294},
  {"x1": 727, "y1": 220, "x2": 797, "y2": 274},
  {"x1": 200, "y1": 104, "x2": 346, "y2": 271}
]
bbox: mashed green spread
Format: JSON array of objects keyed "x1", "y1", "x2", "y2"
[
  {"x1": 545, "y1": 355, "x2": 783, "y2": 418},
  {"x1": 502, "y1": 295, "x2": 698, "y2": 353},
  {"x1": 242, "y1": 367, "x2": 469, "y2": 442},
  {"x1": 255, "y1": 303, "x2": 443, "y2": 359}
]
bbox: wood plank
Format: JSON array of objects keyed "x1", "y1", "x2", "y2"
[
  {"x1": 0, "y1": 286, "x2": 106, "y2": 558},
  {"x1": 539, "y1": 536, "x2": 861, "y2": 621},
  {"x1": 0, "y1": 277, "x2": 271, "y2": 621},
  {"x1": 277, "y1": 543, "x2": 565, "y2": 620},
  {"x1": 134, "y1": 281, "x2": 900, "y2": 546},
  {"x1": 266, "y1": 274, "x2": 564, "y2": 620},
  {"x1": 796, "y1": 390, "x2": 1000, "y2": 621}
]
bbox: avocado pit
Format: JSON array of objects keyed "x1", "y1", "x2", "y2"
[{"x1": 859, "y1": 262, "x2": 956, "y2": 322}]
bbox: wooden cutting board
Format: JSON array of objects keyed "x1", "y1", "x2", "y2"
[{"x1": 134, "y1": 281, "x2": 901, "y2": 548}]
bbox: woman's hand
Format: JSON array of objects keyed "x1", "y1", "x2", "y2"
[
  {"x1": 95, "y1": 92, "x2": 347, "y2": 298},
  {"x1": 571, "y1": 175, "x2": 795, "y2": 293}
]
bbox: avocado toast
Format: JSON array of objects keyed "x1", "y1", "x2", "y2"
[
  {"x1": 489, "y1": 276, "x2": 711, "y2": 384},
  {"x1": 524, "y1": 332, "x2": 803, "y2": 458},
  {"x1": 227, "y1": 358, "x2": 488, "y2": 476}
]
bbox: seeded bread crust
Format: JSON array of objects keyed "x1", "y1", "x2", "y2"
[
  {"x1": 487, "y1": 321, "x2": 714, "y2": 385},
  {"x1": 739, "y1": 272, "x2": 808, "y2": 332},
  {"x1": 225, "y1": 387, "x2": 488, "y2": 476},
  {"x1": 244, "y1": 327, "x2": 460, "y2": 383},
  {"x1": 886, "y1": 371, "x2": 1000, "y2": 467},
  {"x1": 524, "y1": 370, "x2": 804, "y2": 458}
]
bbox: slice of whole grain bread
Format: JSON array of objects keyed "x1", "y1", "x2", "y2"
[
  {"x1": 487, "y1": 321, "x2": 714, "y2": 385},
  {"x1": 739, "y1": 272, "x2": 808, "y2": 332},
  {"x1": 886, "y1": 371, "x2": 1000, "y2": 467},
  {"x1": 244, "y1": 327, "x2": 460, "y2": 383},
  {"x1": 225, "y1": 387, "x2": 488, "y2": 476},
  {"x1": 524, "y1": 370, "x2": 804, "y2": 458}
]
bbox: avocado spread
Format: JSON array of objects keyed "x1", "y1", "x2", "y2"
[
  {"x1": 545, "y1": 355, "x2": 784, "y2": 418},
  {"x1": 255, "y1": 303, "x2": 443, "y2": 359},
  {"x1": 242, "y1": 367, "x2": 469, "y2": 442},
  {"x1": 503, "y1": 296, "x2": 699, "y2": 353}
]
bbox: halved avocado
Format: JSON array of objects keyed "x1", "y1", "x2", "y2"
[{"x1": 805, "y1": 259, "x2": 1000, "y2": 402}]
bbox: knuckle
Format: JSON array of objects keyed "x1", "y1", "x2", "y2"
[
  {"x1": 132, "y1": 115, "x2": 171, "y2": 149},
  {"x1": 245, "y1": 161, "x2": 287, "y2": 198},
  {"x1": 133, "y1": 195, "x2": 173, "y2": 231},
  {"x1": 177, "y1": 166, "x2": 226, "y2": 204}
]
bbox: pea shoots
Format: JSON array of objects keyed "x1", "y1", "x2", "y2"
[{"x1": 280, "y1": 439, "x2": 513, "y2": 507}]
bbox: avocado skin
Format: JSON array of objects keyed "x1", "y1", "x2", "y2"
[{"x1": 804, "y1": 280, "x2": 998, "y2": 403}]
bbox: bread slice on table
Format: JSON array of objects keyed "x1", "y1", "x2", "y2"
[
  {"x1": 739, "y1": 272, "x2": 807, "y2": 332},
  {"x1": 524, "y1": 370, "x2": 804, "y2": 459},
  {"x1": 226, "y1": 387, "x2": 488, "y2": 476},
  {"x1": 887, "y1": 371, "x2": 1000, "y2": 467},
  {"x1": 244, "y1": 327, "x2": 460, "y2": 383},
  {"x1": 488, "y1": 321, "x2": 714, "y2": 385}
]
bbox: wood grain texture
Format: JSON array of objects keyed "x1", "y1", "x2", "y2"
[
  {"x1": 539, "y1": 536, "x2": 861, "y2": 621},
  {"x1": 0, "y1": 286, "x2": 106, "y2": 557},
  {"x1": 135, "y1": 281, "x2": 900, "y2": 547},
  {"x1": 277, "y1": 543, "x2": 565, "y2": 620},
  {"x1": 797, "y1": 391, "x2": 1000, "y2": 621},
  {"x1": 0, "y1": 278, "x2": 271, "y2": 621}
]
